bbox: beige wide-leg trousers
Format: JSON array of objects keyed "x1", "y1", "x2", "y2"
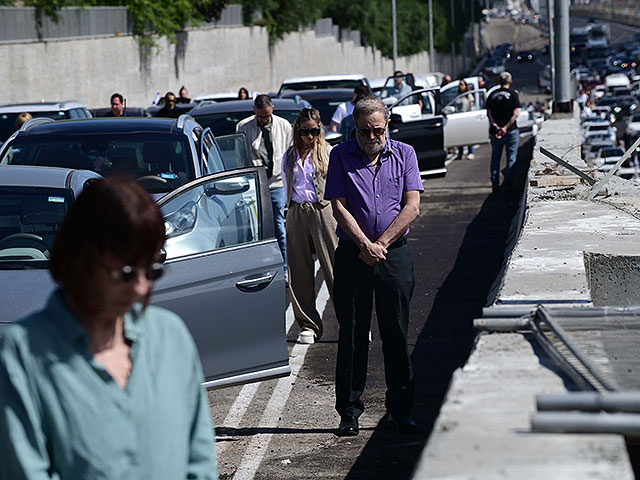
[{"x1": 286, "y1": 201, "x2": 339, "y2": 339}]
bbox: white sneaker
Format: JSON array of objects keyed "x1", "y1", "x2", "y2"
[
  {"x1": 467, "y1": 153, "x2": 475, "y2": 160},
  {"x1": 297, "y1": 329, "x2": 315, "y2": 344}
]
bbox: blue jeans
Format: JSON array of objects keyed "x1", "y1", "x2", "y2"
[
  {"x1": 490, "y1": 128, "x2": 519, "y2": 186},
  {"x1": 270, "y1": 187, "x2": 287, "y2": 271}
]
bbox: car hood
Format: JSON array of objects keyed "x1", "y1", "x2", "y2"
[{"x1": 0, "y1": 269, "x2": 56, "y2": 328}]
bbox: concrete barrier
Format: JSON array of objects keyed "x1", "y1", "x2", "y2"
[{"x1": 584, "y1": 252, "x2": 640, "y2": 307}]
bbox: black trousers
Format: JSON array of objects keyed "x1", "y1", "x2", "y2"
[{"x1": 333, "y1": 238, "x2": 415, "y2": 419}]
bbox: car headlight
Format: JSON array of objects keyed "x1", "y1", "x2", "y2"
[
  {"x1": 631, "y1": 104, "x2": 637, "y2": 111},
  {"x1": 165, "y1": 201, "x2": 197, "y2": 238},
  {"x1": 614, "y1": 107, "x2": 622, "y2": 112}
]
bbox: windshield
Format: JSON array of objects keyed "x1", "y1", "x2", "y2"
[
  {"x1": 586, "y1": 47, "x2": 610, "y2": 59},
  {"x1": 0, "y1": 133, "x2": 194, "y2": 194},
  {"x1": 601, "y1": 148, "x2": 624, "y2": 157},
  {"x1": 0, "y1": 186, "x2": 71, "y2": 267},
  {"x1": 304, "y1": 97, "x2": 352, "y2": 126},
  {"x1": 279, "y1": 80, "x2": 364, "y2": 94},
  {"x1": 192, "y1": 109, "x2": 301, "y2": 135}
]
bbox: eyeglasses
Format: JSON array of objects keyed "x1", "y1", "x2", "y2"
[
  {"x1": 357, "y1": 126, "x2": 387, "y2": 138},
  {"x1": 101, "y1": 262, "x2": 165, "y2": 283},
  {"x1": 299, "y1": 127, "x2": 321, "y2": 137}
]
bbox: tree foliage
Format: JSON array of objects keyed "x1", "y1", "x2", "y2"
[{"x1": 240, "y1": 0, "x2": 479, "y2": 57}]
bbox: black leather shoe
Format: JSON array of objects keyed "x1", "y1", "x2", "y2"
[
  {"x1": 337, "y1": 416, "x2": 359, "y2": 436},
  {"x1": 388, "y1": 414, "x2": 419, "y2": 434}
]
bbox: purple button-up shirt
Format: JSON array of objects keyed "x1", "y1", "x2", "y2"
[{"x1": 324, "y1": 138, "x2": 423, "y2": 242}]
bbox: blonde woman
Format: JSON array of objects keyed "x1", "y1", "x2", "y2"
[{"x1": 282, "y1": 108, "x2": 338, "y2": 344}]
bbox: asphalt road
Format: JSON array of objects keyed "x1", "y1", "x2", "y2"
[{"x1": 207, "y1": 17, "x2": 541, "y2": 480}]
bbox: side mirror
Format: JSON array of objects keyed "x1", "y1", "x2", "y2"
[{"x1": 442, "y1": 105, "x2": 456, "y2": 115}]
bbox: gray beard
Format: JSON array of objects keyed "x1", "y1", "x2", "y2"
[{"x1": 356, "y1": 133, "x2": 386, "y2": 156}]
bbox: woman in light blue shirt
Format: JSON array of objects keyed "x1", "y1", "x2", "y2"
[{"x1": 0, "y1": 178, "x2": 218, "y2": 479}]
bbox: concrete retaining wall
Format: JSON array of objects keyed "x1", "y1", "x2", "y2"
[{"x1": 0, "y1": 23, "x2": 468, "y2": 109}]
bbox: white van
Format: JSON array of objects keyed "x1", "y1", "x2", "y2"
[{"x1": 605, "y1": 73, "x2": 630, "y2": 95}]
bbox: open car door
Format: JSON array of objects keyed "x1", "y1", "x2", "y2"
[
  {"x1": 389, "y1": 87, "x2": 447, "y2": 177},
  {"x1": 153, "y1": 166, "x2": 289, "y2": 389},
  {"x1": 442, "y1": 88, "x2": 489, "y2": 148}
]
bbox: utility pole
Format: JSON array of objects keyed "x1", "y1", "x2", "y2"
[
  {"x1": 553, "y1": 0, "x2": 572, "y2": 112},
  {"x1": 547, "y1": 0, "x2": 555, "y2": 101},
  {"x1": 451, "y1": 0, "x2": 456, "y2": 78},
  {"x1": 470, "y1": 0, "x2": 476, "y2": 61},
  {"x1": 461, "y1": 0, "x2": 467, "y2": 75},
  {"x1": 392, "y1": 0, "x2": 398, "y2": 72},
  {"x1": 429, "y1": 0, "x2": 435, "y2": 72}
]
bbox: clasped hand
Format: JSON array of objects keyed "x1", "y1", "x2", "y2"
[{"x1": 359, "y1": 241, "x2": 387, "y2": 267}]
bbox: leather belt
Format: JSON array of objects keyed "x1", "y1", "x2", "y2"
[{"x1": 292, "y1": 201, "x2": 315, "y2": 212}]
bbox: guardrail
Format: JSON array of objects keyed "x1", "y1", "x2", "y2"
[{"x1": 571, "y1": 5, "x2": 640, "y2": 29}]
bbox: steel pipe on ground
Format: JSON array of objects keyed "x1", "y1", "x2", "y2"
[
  {"x1": 531, "y1": 412, "x2": 640, "y2": 435},
  {"x1": 538, "y1": 392, "x2": 640, "y2": 413}
]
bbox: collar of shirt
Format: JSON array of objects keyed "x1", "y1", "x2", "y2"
[{"x1": 49, "y1": 289, "x2": 143, "y2": 346}]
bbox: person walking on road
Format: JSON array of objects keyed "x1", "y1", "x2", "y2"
[
  {"x1": 282, "y1": 108, "x2": 338, "y2": 344},
  {"x1": 0, "y1": 178, "x2": 218, "y2": 479},
  {"x1": 325, "y1": 96, "x2": 423, "y2": 436},
  {"x1": 237, "y1": 94, "x2": 292, "y2": 273},
  {"x1": 455, "y1": 79, "x2": 476, "y2": 160},
  {"x1": 486, "y1": 71, "x2": 521, "y2": 193},
  {"x1": 156, "y1": 92, "x2": 181, "y2": 118}
]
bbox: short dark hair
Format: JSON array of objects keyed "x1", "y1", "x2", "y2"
[
  {"x1": 110, "y1": 93, "x2": 123, "y2": 104},
  {"x1": 165, "y1": 91, "x2": 176, "y2": 99},
  {"x1": 394, "y1": 70, "x2": 404, "y2": 77},
  {"x1": 50, "y1": 178, "x2": 166, "y2": 313},
  {"x1": 354, "y1": 85, "x2": 372, "y2": 97},
  {"x1": 254, "y1": 94, "x2": 273, "y2": 109}
]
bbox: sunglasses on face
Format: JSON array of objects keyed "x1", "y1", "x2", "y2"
[
  {"x1": 102, "y1": 262, "x2": 165, "y2": 283},
  {"x1": 299, "y1": 127, "x2": 321, "y2": 137},
  {"x1": 357, "y1": 126, "x2": 387, "y2": 138}
]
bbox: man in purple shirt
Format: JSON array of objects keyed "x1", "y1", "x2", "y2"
[{"x1": 325, "y1": 96, "x2": 423, "y2": 436}]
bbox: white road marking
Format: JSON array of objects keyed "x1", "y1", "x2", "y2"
[{"x1": 231, "y1": 274, "x2": 331, "y2": 480}]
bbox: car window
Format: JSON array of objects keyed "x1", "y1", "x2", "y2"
[
  {"x1": 161, "y1": 172, "x2": 261, "y2": 260},
  {"x1": 1, "y1": 133, "x2": 194, "y2": 194},
  {"x1": 215, "y1": 133, "x2": 250, "y2": 169},
  {"x1": 0, "y1": 186, "x2": 72, "y2": 266},
  {"x1": 440, "y1": 85, "x2": 460, "y2": 108},
  {"x1": 0, "y1": 111, "x2": 64, "y2": 142},
  {"x1": 302, "y1": 97, "x2": 351, "y2": 126},
  {"x1": 393, "y1": 91, "x2": 434, "y2": 115},
  {"x1": 68, "y1": 109, "x2": 84, "y2": 119},
  {"x1": 201, "y1": 130, "x2": 225, "y2": 174}
]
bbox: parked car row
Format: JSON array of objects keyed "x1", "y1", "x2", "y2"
[{"x1": 0, "y1": 113, "x2": 290, "y2": 390}]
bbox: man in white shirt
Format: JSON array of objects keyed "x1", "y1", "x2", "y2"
[
  {"x1": 329, "y1": 85, "x2": 371, "y2": 132},
  {"x1": 236, "y1": 95, "x2": 293, "y2": 271}
]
